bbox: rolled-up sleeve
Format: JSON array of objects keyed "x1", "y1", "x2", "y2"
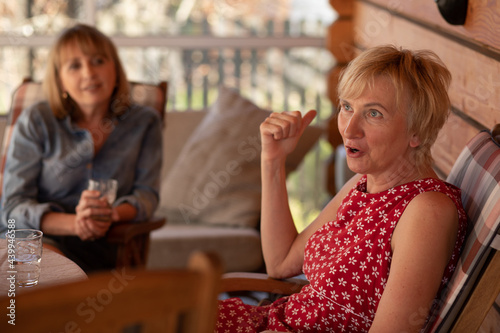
[
  {"x1": 113, "y1": 107, "x2": 162, "y2": 222},
  {"x1": 0, "y1": 106, "x2": 57, "y2": 232}
]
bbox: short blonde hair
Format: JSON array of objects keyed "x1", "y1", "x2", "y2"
[
  {"x1": 337, "y1": 45, "x2": 451, "y2": 171},
  {"x1": 43, "y1": 23, "x2": 130, "y2": 119}
]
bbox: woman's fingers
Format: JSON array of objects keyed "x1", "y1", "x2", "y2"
[
  {"x1": 77, "y1": 190, "x2": 105, "y2": 209},
  {"x1": 301, "y1": 110, "x2": 317, "y2": 133},
  {"x1": 263, "y1": 110, "x2": 317, "y2": 141},
  {"x1": 74, "y1": 217, "x2": 94, "y2": 240},
  {"x1": 260, "y1": 110, "x2": 317, "y2": 161},
  {"x1": 75, "y1": 190, "x2": 112, "y2": 240},
  {"x1": 75, "y1": 216, "x2": 112, "y2": 241},
  {"x1": 264, "y1": 111, "x2": 302, "y2": 140},
  {"x1": 76, "y1": 192, "x2": 111, "y2": 218},
  {"x1": 76, "y1": 190, "x2": 97, "y2": 215},
  {"x1": 88, "y1": 219, "x2": 112, "y2": 237}
]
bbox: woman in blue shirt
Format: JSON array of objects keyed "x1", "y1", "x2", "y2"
[{"x1": 0, "y1": 24, "x2": 162, "y2": 271}]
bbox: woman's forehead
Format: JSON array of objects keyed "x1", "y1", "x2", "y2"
[
  {"x1": 342, "y1": 75, "x2": 410, "y2": 114},
  {"x1": 355, "y1": 78, "x2": 396, "y2": 104},
  {"x1": 342, "y1": 75, "x2": 391, "y2": 98},
  {"x1": 58, "y1": 39, "x2": 108, "y2": 62}
]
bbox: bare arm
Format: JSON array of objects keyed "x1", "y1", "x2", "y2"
[
  {"x1": 259, "y1": 111, "x2": 314, "y2": 278},
  {"x1": 40, "y1": 211, "x2": 111, "y2": 241},
  {"x1": 369, "y1": 191, "x2": 459, "y2": 332},
  {"x1": 40, "y1": 190, "x2": 136, "y2": 241},
  {"x1": 41, "y1": 199, "x2": 137, "y2": 241},
  {"x1": 260, "y1": 110, "x2": 360, "y2": 278}
]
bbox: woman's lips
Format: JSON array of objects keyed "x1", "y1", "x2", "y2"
[
  {"x1": 345, "y1": 145, "x2": 363, "y2": 157},
  {"x1": 83, "y1": 82, "x2": 102, "y2": 91}
]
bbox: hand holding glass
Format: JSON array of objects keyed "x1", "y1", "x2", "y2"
[{"x1": 87, "y1": 179, "x2": 118, "y2": 221}]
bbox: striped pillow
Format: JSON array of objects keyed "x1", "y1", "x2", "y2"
[{"x1": 426, "y1": 130, "x2": 500, "y2": 332}]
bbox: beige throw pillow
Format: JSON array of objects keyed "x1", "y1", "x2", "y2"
[{"x1": 160, "y1": 86, "x2": 270, "y2": 228}]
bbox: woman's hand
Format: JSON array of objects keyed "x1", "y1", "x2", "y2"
[
  {"x1": 260, "y1": 110, "x2": 317, "y2": 162},
  {"x1": 75, "y1": 190, "x2": 113, "y2": 241}
]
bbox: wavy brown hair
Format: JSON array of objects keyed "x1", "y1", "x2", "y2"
[{"x1": 43, "y1": 23, "x2": 130, "y2": 119}]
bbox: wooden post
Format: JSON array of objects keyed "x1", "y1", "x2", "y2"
[{"x1": 325, "y1": 0, "x2": 355, "y2": 196}]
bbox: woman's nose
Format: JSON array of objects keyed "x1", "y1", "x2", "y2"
[
  {"x1": 342, "y1": 114, "x2": 363, "y2": 139},
  {"x1": 82, "y1": 62, "x2": 96, "y2": 78}
]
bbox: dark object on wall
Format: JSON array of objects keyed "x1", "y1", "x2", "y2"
[{"x1": 435, "y1": 0, "x2": 469, "y2": 25}]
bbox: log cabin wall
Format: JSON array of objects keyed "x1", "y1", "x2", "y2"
[
  {"x1": 326, "y1": 0, "x2": 500, "y2": 330},
  {"x1": 328, "y1": 0, "x2": 500, "y2": 179},
  {"x1": 353, "y1": 0, "x2": 499, "y2": 177}
]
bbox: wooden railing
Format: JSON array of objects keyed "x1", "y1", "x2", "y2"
[{"x1": 0, "y1": 15, "x2": 336, "y2": 230}]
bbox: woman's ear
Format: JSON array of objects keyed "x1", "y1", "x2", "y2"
[{"x1": 410, "y1": 133, "x2": 421, "y2": 148}]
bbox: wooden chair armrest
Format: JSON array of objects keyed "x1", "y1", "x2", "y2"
[
  {"x1": 221, "y1": 272, "x2": 308, "y2": 295},
  {"x1": 106, "y1": 217, "x2": 166, "y2": 244},
  {"x1": 492, "y1": 123, "x2": 500, "y2": 134},
  {"x1": 492, "y1": 123, "x2": 500, "y2": 143}
]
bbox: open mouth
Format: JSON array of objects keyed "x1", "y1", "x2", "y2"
[{"x1": 348, "y1": 147, "x2": 359, "y2": 153}]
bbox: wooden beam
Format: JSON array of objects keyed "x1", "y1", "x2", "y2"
[{"x1": 361, "y1": 0, "x2": 500, "y2": 52}]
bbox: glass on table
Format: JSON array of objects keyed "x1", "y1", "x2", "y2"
[
  {"x1": 87, "y1": 179, "x2": 118, "y2": 221},
  {"x1": 8, "y1": 229, "x2": 43, "y2": 287}
]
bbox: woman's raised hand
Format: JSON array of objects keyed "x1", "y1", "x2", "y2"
[{"x1": 260, "y1": 110, "x2": 317, "y2": 162}]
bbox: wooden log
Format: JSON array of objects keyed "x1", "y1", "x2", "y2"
[
  {"x1": 362, "y1": 0, "x2": 500, "y2": 51},
  {"x1": 325, "y1": 0, "x2": 357, "y2": 196},
  {"x1": 354, "y1": 1, "x2": 500, "y2": 128},
  {"x1": 330, "y1": 0, "x2": 354, "y2": 16},
  {"x1": 432, "y1": 113, "x2": 483, "y2": 176},
  {"x1": 326, "y1": 20, "x2": 355, "y2": 64}
]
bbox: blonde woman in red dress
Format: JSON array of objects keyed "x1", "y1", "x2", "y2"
[{"x1": 215, "y1": 45, "x2": 467, "y2": 333}]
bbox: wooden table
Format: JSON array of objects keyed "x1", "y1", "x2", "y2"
[{"x1": 0, "y1": 238, "x2": 87, "y2": 293}]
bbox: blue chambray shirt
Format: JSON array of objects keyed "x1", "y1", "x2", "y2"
[{"x1": 0, "y1": 101, "x2": 162, "y2": 234}]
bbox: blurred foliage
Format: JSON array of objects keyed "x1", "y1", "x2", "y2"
[{"x1": 288, "y1": 137, "x2": 333, "y2": 232}]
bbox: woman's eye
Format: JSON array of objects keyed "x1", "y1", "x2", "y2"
[
  {"x1": 92, "y1": 56, "x2": 106, "y2": 65},
  {"x1": 369, "y1": 110, "x2": 381, "y2": 118},
  {"x1": 68, "y1": 62, "x2": 80, "y2": 70},
  {"x1": 342, "y1": 104, "x2": 352, "y2": 112}
]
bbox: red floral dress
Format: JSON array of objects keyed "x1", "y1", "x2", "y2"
[{"x1": 215, "y1": 176, "x2": 467, "y2": 332}]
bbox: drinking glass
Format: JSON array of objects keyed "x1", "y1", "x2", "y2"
[
  {"x1": 88, "y1": 178, "x2": 118, "y2": 221},
  {"x1": 10, "y1": 229, "x2": 43, "y2": 287}
]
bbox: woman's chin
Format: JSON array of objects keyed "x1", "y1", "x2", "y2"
[{"x1": 346, "y1": 161, "x2": 365, "y2": 175}]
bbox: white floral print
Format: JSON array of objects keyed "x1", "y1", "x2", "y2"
[{"x1": 215, "y1": 177, "x2": 467, "y2": 332}]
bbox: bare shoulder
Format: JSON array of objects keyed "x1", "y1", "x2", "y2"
[
  {"x1": 404, "y1": 190, "x2": 458, "y2": 223},
  {"x1": 392, "y1": 190, "x2": 459, "y2": 256}
]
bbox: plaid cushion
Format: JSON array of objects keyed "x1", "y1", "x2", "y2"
[
  {"x1": 425, "y1": 130, "x2": 500, "y2": 332},
  {"x1": 0, "y1": 79, "x2": 167, "y2": 199}
]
